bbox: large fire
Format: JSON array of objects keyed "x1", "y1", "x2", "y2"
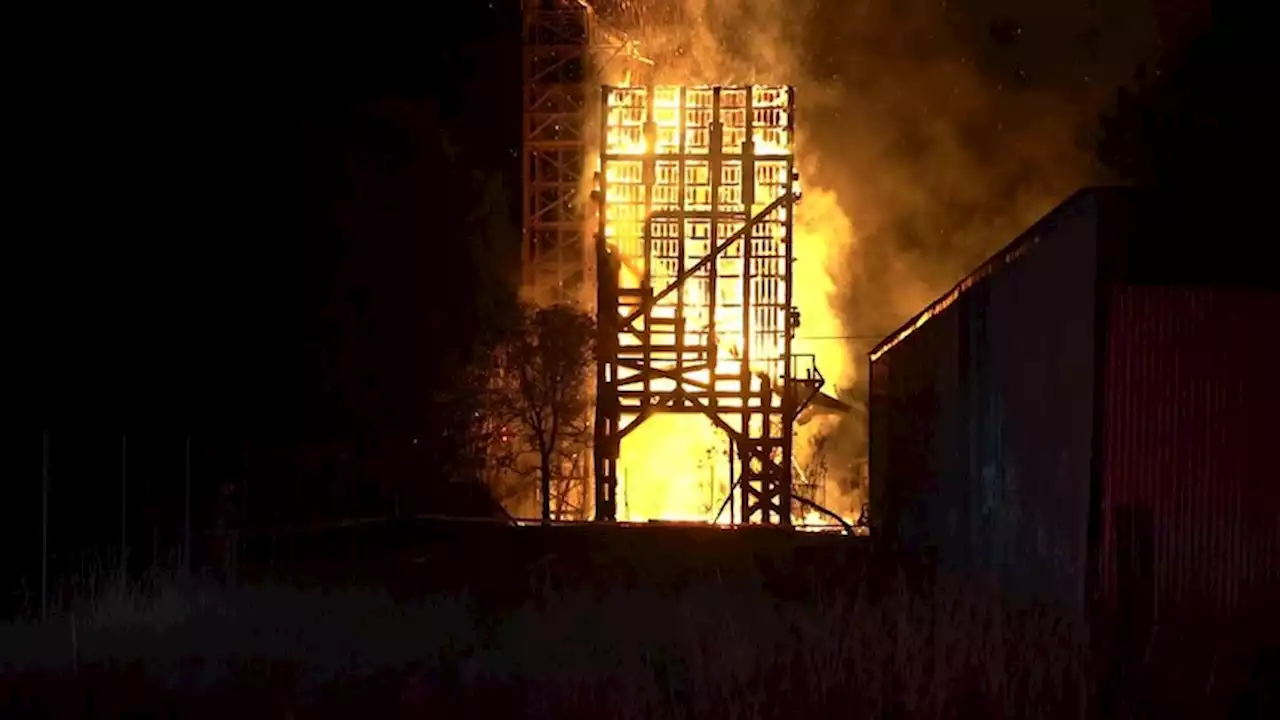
[{"x1": 598, "y1": 83, "x2": 856, "y2": 529}]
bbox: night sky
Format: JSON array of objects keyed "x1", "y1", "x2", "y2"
[
  {"x1": 12, "y1": 4, "x2": 521, "y2": 436},
  {"x1": 8, "y1": 0, "x2": 1230, "y2": 444}
]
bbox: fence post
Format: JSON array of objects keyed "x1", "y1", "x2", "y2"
[
  {"x1": 41, "y1": 431, "x2": 49, "y2": 621},
  {"x1": 120, "y1": 435, "x2": 127, "y2": 580},
  {"x1": 184, "y1": 435, "x2": 191, "y2": 575}
]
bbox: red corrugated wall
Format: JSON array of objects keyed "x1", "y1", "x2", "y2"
[{"x1": 1099, "y1": 284, "x2": 1280, "y2": 623}]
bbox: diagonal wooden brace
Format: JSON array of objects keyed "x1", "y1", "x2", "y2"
[{"x1": 617, "y1": 190, "x2": 795, "y2": 337}]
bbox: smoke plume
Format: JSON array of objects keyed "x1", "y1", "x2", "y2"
[{"x1": 595, "y1": 0, "x2": 1159, "y2": 515}]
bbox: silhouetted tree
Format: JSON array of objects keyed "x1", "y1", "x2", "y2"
[
  {"x1": 491, "y1": 304, "x2": 595, "y2": 523},
  {"x1": 1093, "y1": 5, "x2": 1271, "y2": 285},
  {"x1": 1094, "y1": 6, "x2": 1268, "y2": 202},
  {"x1": 321, "y1": 98, "x2": 521, "y2": 517}
]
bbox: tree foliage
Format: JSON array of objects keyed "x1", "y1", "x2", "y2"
[
  {"x1": 487, "y1": 303, "x2": 595, "y2": 522},
  {"x1": 1092, "y1": 7, "x2": 1272, "y2": 286},
  {"x1": 1094, "y1": 8, "x2": 1266, "y2": 208},
  {"x1": 317, "y1": 98, "x2": 522, "y2": 517}
]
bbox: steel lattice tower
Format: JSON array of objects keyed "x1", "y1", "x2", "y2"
[
  {"x1": 521, "y1": 0, "x2": 646, "y2": 519},
  {"x1": 521, "y1": 0, "x2": 645, "y2": 309},
  {"x1": 593, "y1": 85, "x2": 825, "y2": 525}
]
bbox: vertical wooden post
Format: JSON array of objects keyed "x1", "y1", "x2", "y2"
[
  {"x1": 120, "y1": 435, "x2": 127, "y2": 579},
  {"x1": 242, "y1": 438, "x2": 249, "y2": 529},
  {"x1": 729, "y1": 446, "x2": 736, "y2": 525},
  {"x1": 184, "y1": 435, "x2": 192, "y2": 575},
  {"x1": 41, "y1": 431, "x2": 49, "y2": 621}
]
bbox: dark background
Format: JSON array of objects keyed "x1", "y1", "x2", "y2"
[
  {"x1": 10, "y1": 1, "x2": 1249, "y2": 438},
  {"x1": 4, "y1": 0, "x2": 1270, "y2": 582},
  {"x1": 10, "y1": 3, "x2": 523, "y2": 435},
  {"x1": 7, "y1": 0, "x2": 1234, "y2": 436},
  {"x1": 5, "y1": 4, "x2": 526, "y2": 583}
]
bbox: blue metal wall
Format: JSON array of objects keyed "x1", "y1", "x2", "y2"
[{"x1": 870, "y1": 189, "x2": 1105, "y2": 613}]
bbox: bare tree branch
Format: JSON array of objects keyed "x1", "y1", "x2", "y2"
[{"x1": 487, "y1": 303, "x2": 595, "y2": 522}]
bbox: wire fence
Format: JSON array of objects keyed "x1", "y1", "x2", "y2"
[{"x1": 8, "y1": 428, "x2": 871, "y2": 620}]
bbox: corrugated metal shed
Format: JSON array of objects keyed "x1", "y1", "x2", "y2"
[
  {"x1": 1098, "y1": 284, "x2": 1280, "y2": 623},
  {"x1": 869, "y1": 186, "x2": 1280, "y2": 625},
  {"x1": 869, "y1": 189, "x2": 1105, "y2": 612}
]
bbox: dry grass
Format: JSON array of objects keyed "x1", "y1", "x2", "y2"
[
  {"x1": 0, "y1": 552, "x2": 1099, "y2": 719},
  {"x1": 472, "y1": 567, "x2": 1088, "y2": 720}
]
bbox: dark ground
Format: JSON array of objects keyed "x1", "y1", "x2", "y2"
[{"x1": 3, "y1": 521, "x2": 1277, "y2": 719}]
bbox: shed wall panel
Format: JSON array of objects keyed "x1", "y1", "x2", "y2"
[
  {"x1": 870, "y1": 190, "x2": 1102, "y2": 611},
  {"x1": 1099, "y1": 285, "x2": 1280, "y2": 623}
]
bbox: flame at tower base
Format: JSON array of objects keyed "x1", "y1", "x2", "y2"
[{"x1": 617, "y1": 414, "x2": 732, "y2": 523}]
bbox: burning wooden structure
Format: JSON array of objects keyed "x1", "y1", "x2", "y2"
[
  {"x1": 522, "y1": 1, "x2": 843, "y2": 526},
  {"x1": 593, "y1": 84, "x2": 825, "y2": 525}
]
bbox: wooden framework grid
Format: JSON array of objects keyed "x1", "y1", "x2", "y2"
[{"x1": 594, "y1": 84, "x2": 823, "y2": 525}]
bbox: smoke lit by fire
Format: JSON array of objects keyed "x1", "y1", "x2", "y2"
[
  {"x1": 519, "y1": 0, "x2": 1149, "y2": 525},
  {"x1": 582, "y1": 4, "x2": 859, "y2": 527},
  {"x1": 595, "y1": 80, "x2": 856, "y2": 528}
]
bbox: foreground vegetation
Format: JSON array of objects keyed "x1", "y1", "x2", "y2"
[
  {"x1": 2, "y1": 556, "x2": 1083, "y2": 719},
  {"x1": 1, "y1": 535, "x2": 1273, "y2": 719}
]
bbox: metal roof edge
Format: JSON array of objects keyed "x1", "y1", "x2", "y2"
[{"x1": 868, "y1": 186, "x2": 1130, "y2": 363}]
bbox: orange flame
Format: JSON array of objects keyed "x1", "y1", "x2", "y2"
[{"x1": 600, "y1": 84, "x2": 853, "y2": 529}]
